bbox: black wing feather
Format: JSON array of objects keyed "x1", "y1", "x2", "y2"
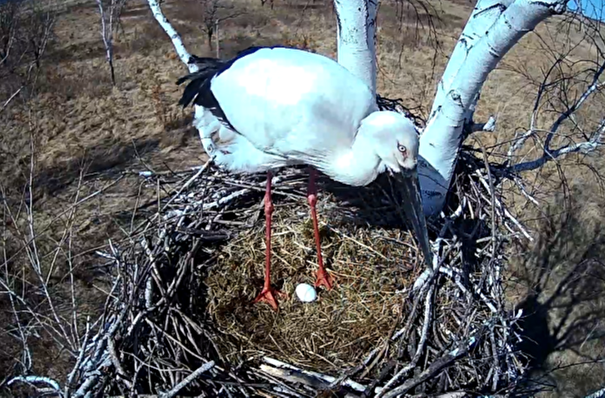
[
  {"x1": 177, "y1": 45, "x2": 290, "y2": 132},
  {"x1": 177, "y1": 45, "x2": 287, "y2": 108}
]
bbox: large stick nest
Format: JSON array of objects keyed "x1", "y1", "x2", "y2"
[{"x1": 72, "y1": 111, "x2": 529, "y2": 397}]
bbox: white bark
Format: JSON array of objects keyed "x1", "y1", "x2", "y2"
[
  {"x1": 417, "y1": 0, "x2": 566, "y2": 216},
  {"x1": 334, "y1": 0, "x2": 378, "y2": 95},
  {"x1": 428, "y1": 0, "x2": 514, "y2": 118},
  {"x1": 148, "y1": 0, "x2": 198, "y2": 74},
  {"x1": 585, "y1": 386, "x2": 605, "y2": 398},
  {"x1": 96, "y1": 0, "x2": 116, "y2": 85},
  {"x1": 147, "y1": 0, "x2": 207, "y2": 144}
]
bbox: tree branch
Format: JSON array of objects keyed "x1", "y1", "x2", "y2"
[
  {"x1": 381, "y1": 326, "x2": 485, "y2": 398},
  {"x1": 160, "y1": 361, "x2": 215, "y2": 398},
  {"x1": 586, "y1": 386, "x2": 605, "y2": 398},
  {"x1": 543, "y1": 63, "x2": 605, "y2": 149},
  {"x1": 96, "y1": 0, "x2": 116, "y2": 85},
  {"x1": 147, "y1": 0, "x2": 198, "y2": 73},
  {"x1": 510, "y1": 118, "x2": 604, "y2": 173},
  {"x1": 505, "y1": 50, "x2": 605, "y2": 174},
  {"x1": 7, "y1": 375, "x2": 61, "y2": 394},
  {"x1": 419, "y1": 0, "x2": 566, "y2": 215}
]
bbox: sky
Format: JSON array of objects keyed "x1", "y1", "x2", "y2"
[{"x1": 568, "y1": 0, "x2": 605, "y2": 20}]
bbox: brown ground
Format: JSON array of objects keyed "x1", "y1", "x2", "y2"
[{"x1": 1, "y1": 0, "x2": 604, "y2": 396}]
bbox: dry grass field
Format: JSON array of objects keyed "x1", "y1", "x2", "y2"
[{"x1": 1, "y1": 0, "x2": 605, "y2": 396}]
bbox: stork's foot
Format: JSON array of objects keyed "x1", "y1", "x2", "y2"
[
  {"x1": 253, "y1": 286, "x2": 286, "y2": 311},
  {"x1": 314, "y1": 267, "x2": 334, "y2": 290}
]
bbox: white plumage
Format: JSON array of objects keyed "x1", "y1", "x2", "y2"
[
  {"x1": 178, "y1": 46, "x2": 431, "y2": 311},
  {"x1": 180, "y1": 47, "x2": 419, "y2": 186}
]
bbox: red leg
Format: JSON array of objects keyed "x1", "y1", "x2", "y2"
[
  {"x1": 253, "y1": 171, "x2": 285, "y2": 311},
  {"x1": 308, "y1": 169, "x2": 334, "y2": 290}
]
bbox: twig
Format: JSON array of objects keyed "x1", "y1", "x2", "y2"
[
  {"x1": 381, "y1": 328, "x2": 485, "y2": 398},
  {"x1": 147, "y1": 0, "x2": 198, "y2": 72},
  {"x1": 160, "y1": 361, "x2": 215, "y2": 398},
  {"x1": 7, "y1": 375, "x2": 61, "y2": 393},
  {"x1": 378, "y1": 282, "x2": 435, "y2": 397},
  {"x1": 263, "y1": 357, "x2": 368, "y2": 393}
]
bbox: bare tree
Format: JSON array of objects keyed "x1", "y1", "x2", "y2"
[
  {"x1": 96, "y1": 0, "x2": 127, "y2": 85},
  {"x1": 505, "y1": 13, "x2": 605, "y2": 177},
  {"x1": 1, "y1": 138, "x2": 104, "y2": 397},
  {"x1": 0, "y1": 1, "x2": 21, "y2": 67},
  {"x1": 198, "y1": 0, "x2": 242, "y2": 56},
  {"x1": 0, "y1": 0, "x2": 55, "y2": 112},
  {"x1": 26, "y1": 0, "x2": 55, "y2": 69}
]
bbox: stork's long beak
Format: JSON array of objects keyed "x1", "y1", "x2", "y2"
[{"x1": 397, "y1": 168, "x2": 433, "y2": 269}]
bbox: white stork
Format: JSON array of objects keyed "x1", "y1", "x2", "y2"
[{"x1": 178, "y1": 46, "x2": 431, "y2": 311}]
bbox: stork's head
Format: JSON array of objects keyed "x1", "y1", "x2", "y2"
[
  {"x1": 360, "y1": 110, "x2": 432, "y2": 267},
  {"x1": 360, "y1": 111, "x2": 419, "y2": 174}
]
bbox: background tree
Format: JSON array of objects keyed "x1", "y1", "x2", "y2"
[
  {"x1": 96, "y1": 0, "x2": 128, "y2": 85},
  {"x1": 199, "y1": 0, "x2": 242, "y2": 55},
  {"x1": 0, "y1": 0, "x2": 54, "y2": 112}
]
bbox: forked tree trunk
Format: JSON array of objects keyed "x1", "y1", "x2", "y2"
[
  {"x1": 417, "y1": 0, "x2": 566, "y2": 215},
  {"x1": 333, "y1": 0, "x2": 566, "y2": 216}
]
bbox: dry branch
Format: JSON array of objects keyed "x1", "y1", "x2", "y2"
[{"x1": 503, "y1": 15, "x2": 605, "y2": 177}]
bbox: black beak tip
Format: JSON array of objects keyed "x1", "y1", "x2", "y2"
[{"x1": 395, "y1": 171, "x2": 433, "y2": 269}]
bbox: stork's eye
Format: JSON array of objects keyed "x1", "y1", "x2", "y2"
[{"x1": 398, "y1": 144, "x2": 407, "y2": 154}]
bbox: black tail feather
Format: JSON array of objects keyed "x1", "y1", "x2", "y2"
[
  {"x1": 177, "y1": 74, "x2": 206, "y2": 108},
  {"x1": 177, "y1": 46, "x2": 282, "y2": 108},
  {"x1": 188, "y1": 54, "x2": 224, "y2": 68},
  {"x1": 177, "y1": 55, "x2": 227, "y2": 108}
]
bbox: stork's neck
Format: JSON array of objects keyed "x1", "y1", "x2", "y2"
[{"x1": 319, "y1": 132, "x2": 383, "y2": 187}]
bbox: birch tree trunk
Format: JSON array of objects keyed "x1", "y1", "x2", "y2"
[
  {"x1": 416, "y1": 0, "x2": 566, "y2": 215},
  {"x1": 148, "y1": 0, "x2": 214, "y2": 145},
  {"x1": 333, "y1": 0, "x2": 378, "y2": 95}
]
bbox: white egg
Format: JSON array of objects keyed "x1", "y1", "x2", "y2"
[{"x1": 295, "y1": 283, "x2": 317, "y2": 303}]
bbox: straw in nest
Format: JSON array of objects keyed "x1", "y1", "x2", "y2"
[{"x1": 206, "y1": 191, "x2": 425, "y2": 373}]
